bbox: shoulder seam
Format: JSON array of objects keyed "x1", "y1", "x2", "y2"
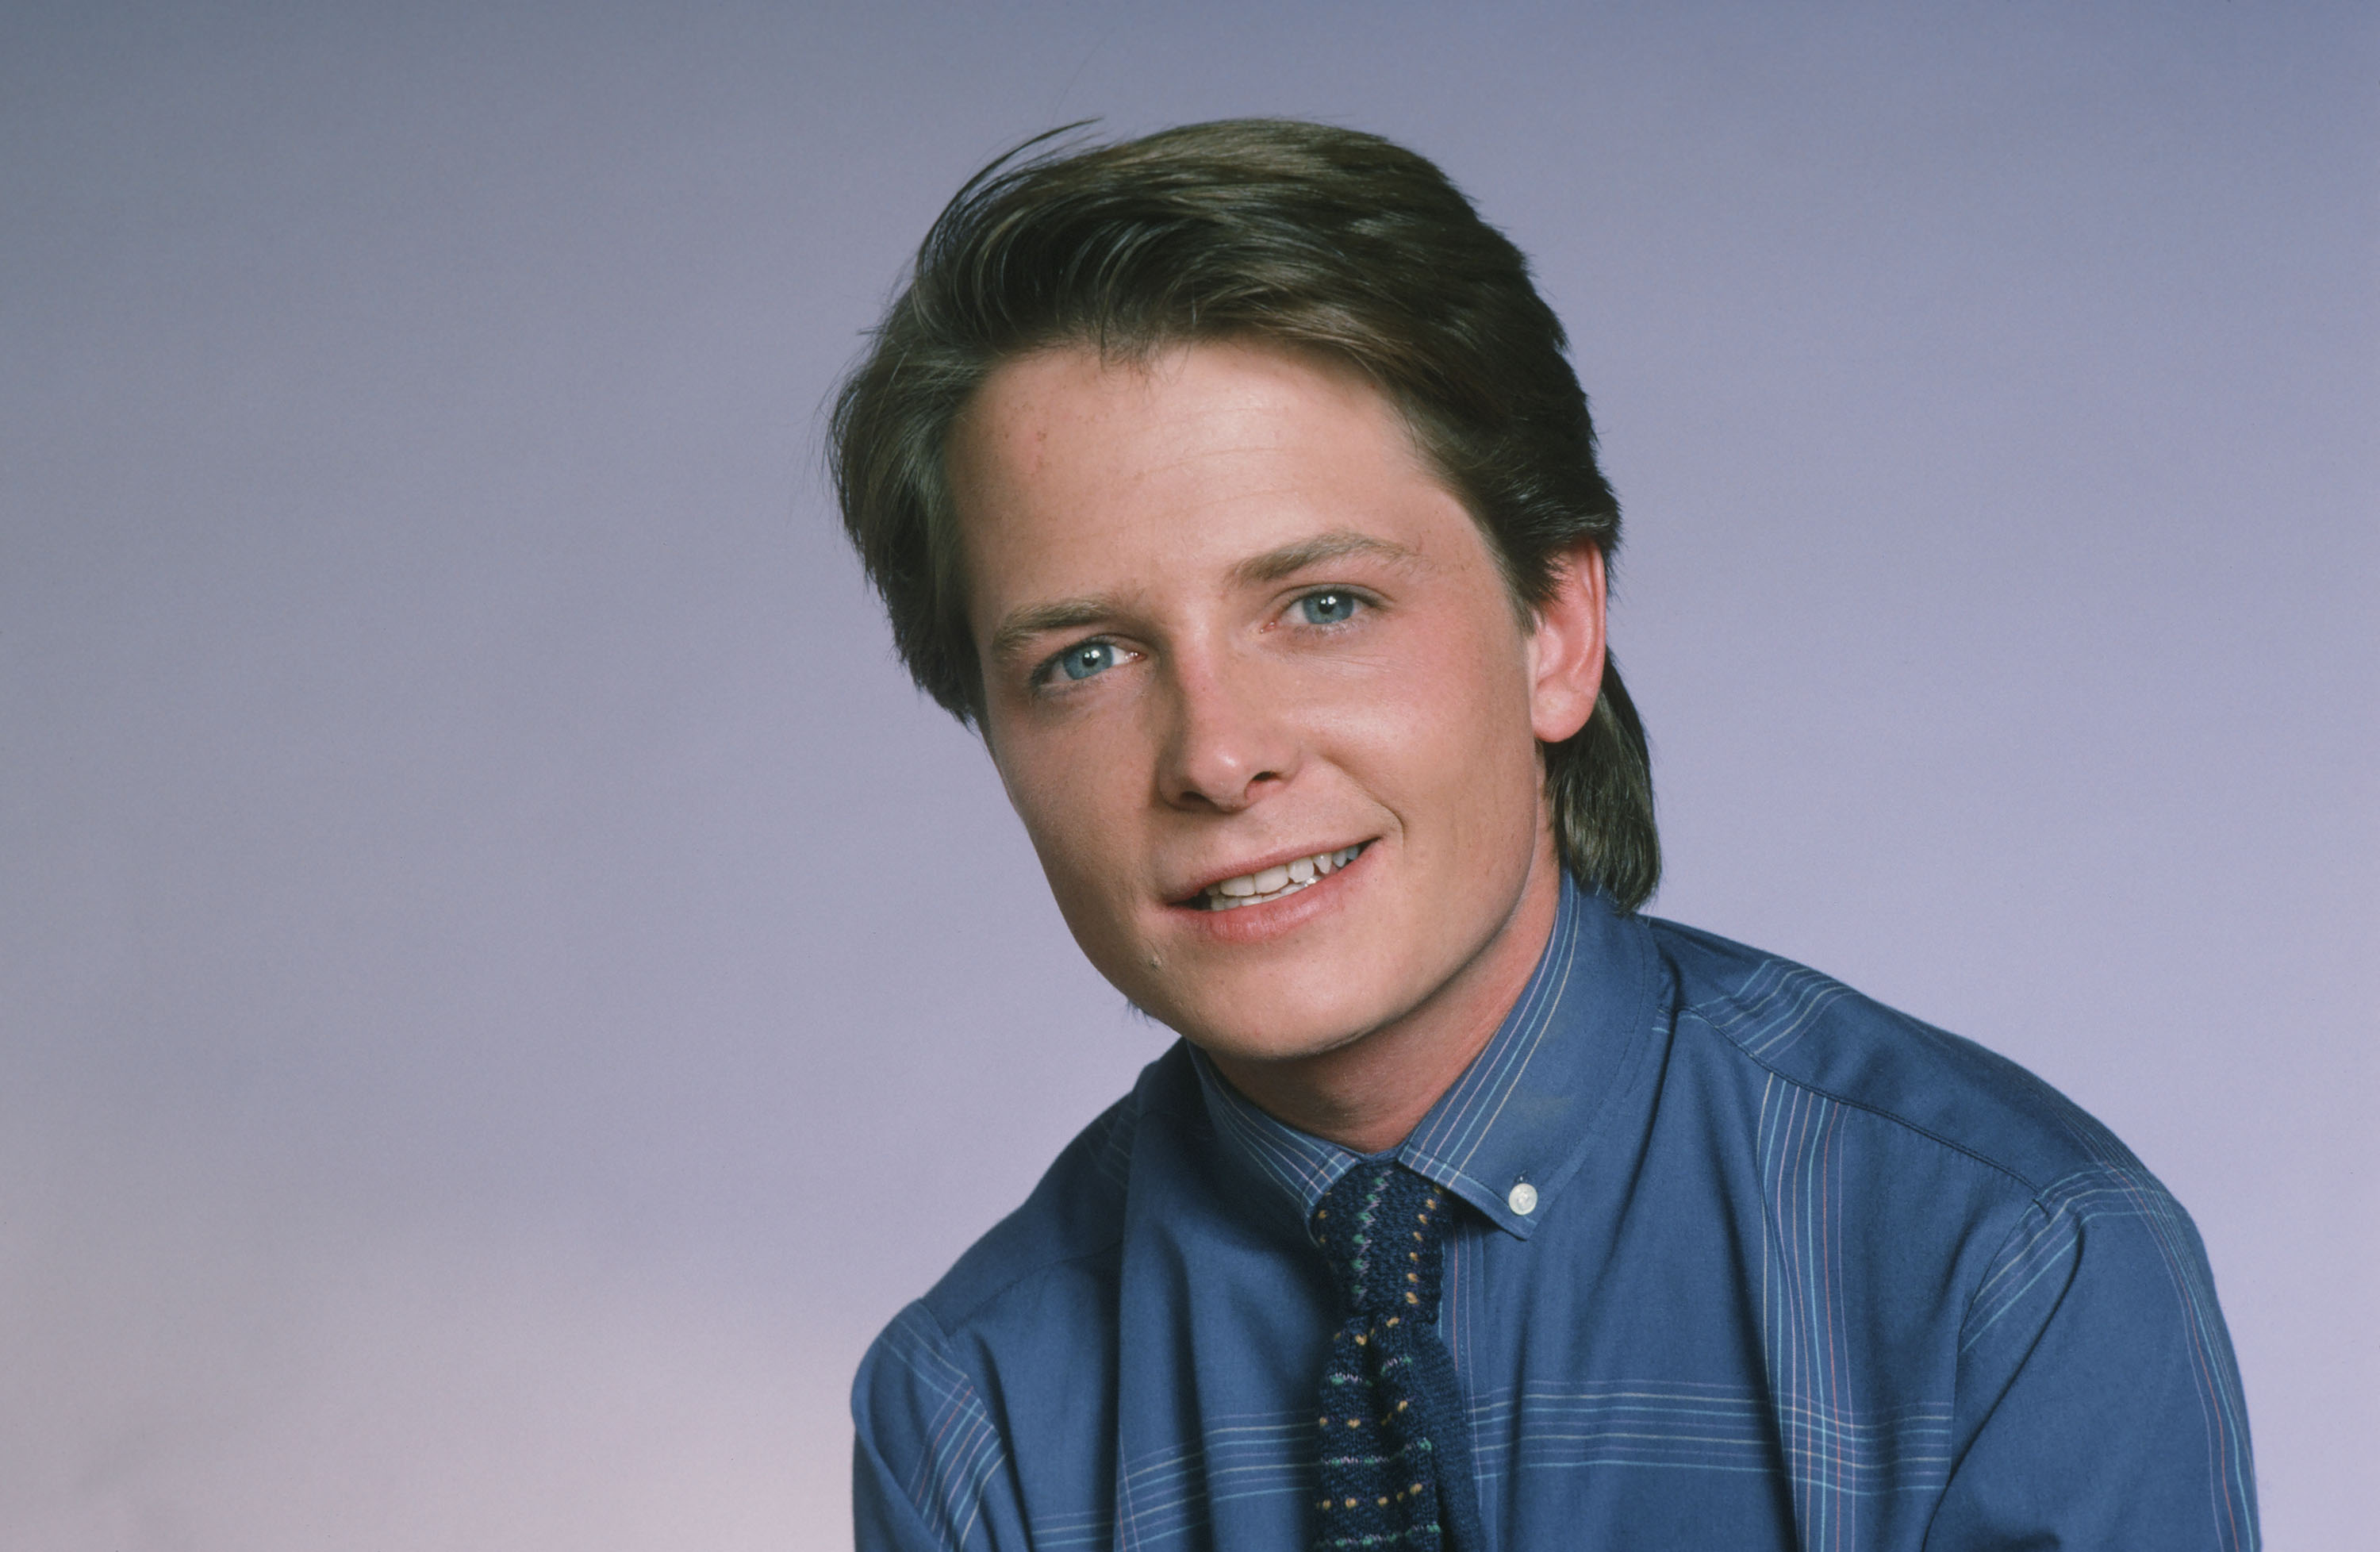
[
  {"x1": 927, "y1": 1098, "x2": 1141, "y2": 1332},
  {"x1": 1678, "y1": 1001, "x2": 2048, "y2": 1193},
  {"x1": 869, "y1": 1303, "x2": 1005, "y2": 1552},
  {"x1": 1959, "y1": 1195, "x2": 2029, "y2": 1334},
  {"x1": 1951, "y1": 1159, "x2": 2174, "y2": 1344},
  {"x1": 935, "y1": 1235, "x2": 1126, "y2": 1334}
]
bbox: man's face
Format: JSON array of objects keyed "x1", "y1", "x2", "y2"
[{"x1": 948, "y1": 339, "x2": 1602, "y2": 1070}]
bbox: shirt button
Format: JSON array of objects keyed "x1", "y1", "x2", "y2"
[{"x1": 1507, "y1": 1181, "x2": 1538, "y2": 1216}]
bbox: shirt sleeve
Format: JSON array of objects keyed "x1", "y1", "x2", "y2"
[
  {"x1": 1928, "y1": 1164, "x2": 2259, "y2": 1550},
  {"x1": 850, "y1": 1302, "x2": 1013, "y2": 1552},
  {"x1": 854, "y1": 1426, "x2": 962, "y2": 1552}
]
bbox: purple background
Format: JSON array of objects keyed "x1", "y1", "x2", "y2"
[{"x1": 4, "y1": 2, "x2": 2371, "y2": 1546}]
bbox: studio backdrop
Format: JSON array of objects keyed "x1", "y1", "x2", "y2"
[{"x1": 2, "y1": 2, "x2": 2372, "y2": 1547}]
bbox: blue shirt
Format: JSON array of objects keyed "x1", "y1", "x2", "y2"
[{"x1": 853, "y1": 881, "x2": 2258, "y2": 1550}]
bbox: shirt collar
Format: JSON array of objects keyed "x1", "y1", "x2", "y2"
[{"x1": 1188, "y1": 875, "x2": 1658, "y2": 1240}]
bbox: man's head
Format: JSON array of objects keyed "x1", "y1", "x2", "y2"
[
  {"x1": 833, "y1": 120, "x2": 1656, "y2": 901},
  {"x1": 830, "y1": 121, "x2": 1658, "y2": 1075}
]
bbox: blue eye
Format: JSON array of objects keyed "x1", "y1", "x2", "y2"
[
  {"x1": 1057, "y1": 640, "x2": 1123, "y2": 682},
  {"x1": 1299, "y1": 590, "x2": 1361, "y2": 625}
]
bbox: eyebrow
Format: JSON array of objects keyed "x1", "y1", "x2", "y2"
[
  {"x1": 1228, "y1": 529, "x2": 1422, "y2": 586},
  {"x1": 988, "y1": 595, "x2": 1127, "y2": 665},
  {"x1": 985, "y1": 530, "x2": 1425, "y2": 665}
]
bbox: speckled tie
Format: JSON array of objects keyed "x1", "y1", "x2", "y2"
[{"x1": 1307, "y1": 1161, "x2": 1482, "y2": 1552}]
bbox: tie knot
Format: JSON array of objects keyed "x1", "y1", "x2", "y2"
[{"x1": 1309, "y1": 1161, "x2": 1453, "y2": 1316}]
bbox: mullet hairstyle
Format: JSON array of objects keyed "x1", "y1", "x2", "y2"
[{"x1": 829, "y1": 119, "x2": 1660, "y2": 911}]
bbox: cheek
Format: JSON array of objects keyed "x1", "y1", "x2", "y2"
[
  {"x1": 989, "y1": 716, "x2": 1146, "y2": 912},
  {"x1": 1331, "y1": 616, "x2": 1539, "y2": 810}
]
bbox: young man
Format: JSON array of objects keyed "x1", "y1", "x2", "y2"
[{"x1": 831, "y1": 121, "x2": 2257, "y2": 1551}]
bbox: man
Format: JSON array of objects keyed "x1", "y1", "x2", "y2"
[{"x1": 831, "y1": 121, "x2": 2257, "y2": 1550}]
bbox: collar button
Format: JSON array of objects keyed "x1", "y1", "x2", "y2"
[{"x1": 1507, "y1": 1181, "x2": 1538, "y2": 1216}]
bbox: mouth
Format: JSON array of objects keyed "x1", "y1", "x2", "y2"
[{"x1": 1187, "y1": 842, "x2": 1370, "y2": 912}]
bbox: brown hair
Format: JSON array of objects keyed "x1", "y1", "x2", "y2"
[{"x1": 829, "y1": 119, "x2": 1659, "y2": 910}]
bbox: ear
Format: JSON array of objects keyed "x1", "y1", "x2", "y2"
[{"x1": 1526, "y1": 540, "x2": 1607, "y2": 744}]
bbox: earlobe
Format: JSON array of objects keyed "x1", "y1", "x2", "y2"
[{"x1": 1528, "y1": 541, "x2": 1607, "y2": 745}]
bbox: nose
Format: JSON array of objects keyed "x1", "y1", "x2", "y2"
[{"x1": 1155, "y1": 648, "x2": 1300, "y2": 812}]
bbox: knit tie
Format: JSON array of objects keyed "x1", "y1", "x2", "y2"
[{"x1": 1307, "y1": 1161, "x2": 1482, "y2": 1552}]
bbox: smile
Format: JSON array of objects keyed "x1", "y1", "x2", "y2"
[{"x1": 1199, "y1": 844, "x2": 1368, "y2": 911}]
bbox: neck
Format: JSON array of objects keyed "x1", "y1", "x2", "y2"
[{"x1": 1203, "y1": 841, "x2": 1564, "y2": 1154}]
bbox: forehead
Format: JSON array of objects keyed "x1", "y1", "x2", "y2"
[{"x1": 945, "y1": 340, "x2": 1468, "y2": 621}]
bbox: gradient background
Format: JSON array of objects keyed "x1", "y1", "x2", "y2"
[{"x1": 4, "y1": 2, "x2": 2372, "y2": 1546}]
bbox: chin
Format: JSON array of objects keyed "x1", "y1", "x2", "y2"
[
  {"x1": 1183, "y1": 1017, "x2": 1367, "y2": 1068},
  {"x1": 1137, "y1": 973, "x2": 1411, "y2": 1067}
]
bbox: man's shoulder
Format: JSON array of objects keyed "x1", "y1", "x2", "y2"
[
  {"x1": 850, "y1": 1059, "x2": 1171, "y2": 1552},
  {"x1": 1644, "y1": 915, "x2": 2140, "y2": 1194},
  {"x1": 907, "y1": 1042, "x2": 1194, "y2": 1339}
]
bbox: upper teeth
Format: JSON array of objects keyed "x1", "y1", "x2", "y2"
[{"x1": 1203, "y1": 845, "x2": 1364, "y2": 909}]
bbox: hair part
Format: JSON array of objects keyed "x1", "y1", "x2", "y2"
[{"x1": 829, "y1": 118, "x2": 1659, "y2": 911}]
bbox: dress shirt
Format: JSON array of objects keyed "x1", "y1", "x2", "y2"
[{"x1": 853, "y1": 879, "x2": 2258, "y2": 1550}]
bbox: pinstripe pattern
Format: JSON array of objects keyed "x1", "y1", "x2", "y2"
[
  {"x1": 855, "y1": 893, "x2": 2259, "y2": 1551},
  {"x1": 2035, "y1": 1089, "x2": 2257, "y2": 1546},
  {"x1": 874, "y1": 1306, "x2": 1009, "y2": 1549},
  {"x1": 1439, "y1": 1221, "x2": 1488, "y2": 1531},
  {"x1": 1473, "y1": 1380, "x2": 1951, "y2": 1483},
  {"x1": 1196, "y1": 1055, "x2": 1351, "y2": 1208},
  {"x1": 1759, "y1": 1076, "x2": 1889, "y2": 1550},
  {"x1": 1962, "y1": 1163, "x2": 2259, "y2": 1550},
  {"x1": 1701, "y1": 958, "x2": 1857, "y2": 1062},
  {"x1": 1400, "y1": 882, "x2": 1583, "y2": 1192},
  {"x1": 1189, "y1": 879, "x2": 1590, "y2": 1231},
  {"x1": 1102, "y1": 1410, "x2": 1315, "y2": 1550},
  {"x1": 1017, "y1": 1505, "x2": 1113, "y2": 1550}
]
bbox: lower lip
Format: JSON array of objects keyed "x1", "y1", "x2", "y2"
[{"x1": 1170, "y1": 845, "x2": 1372, "y2": 946}]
